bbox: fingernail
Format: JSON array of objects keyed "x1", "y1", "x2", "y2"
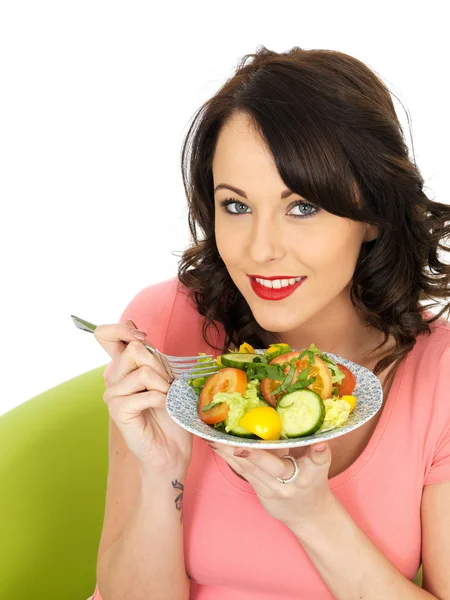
[
  {"x1": 126, "y1": 318, "x2": 138, "y2": 328},
  {"x1": 234, "y1": 449, "x2": 250, "y2": 457},
  {"x1": 207, "y1": 442, "x2": 217, "y2": 449},
  {"x1": 314, "y1": 445, "x2": 327, "y2": 453},
  {"x1": 132, "y1": 329, "x2": 147, "y2": 341}
]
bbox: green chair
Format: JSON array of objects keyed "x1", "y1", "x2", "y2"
[
  {"x1": 0, "y1": 365, "x2": 109, "y2": 600},
  {"x1": 0, "y1": 366, "x2": 423, "y2": 599}
]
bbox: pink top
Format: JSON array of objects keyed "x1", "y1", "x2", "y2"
[{"x1": 88, "y1": 276, "x2": 450, "y2": 600}]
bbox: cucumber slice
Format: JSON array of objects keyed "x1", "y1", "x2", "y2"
[
  {"x1": 276, "y1": 389, "x2": 325, "y2": 437},
  {"x1": 277, "y1": 396, "x2": 294, "y2": 408},
  {"x1": 224, "y1": 411, "x2": 258, "y2": 438},
  {"x1": 227, "y1": 423, "x2": 259, "y2": 439},
  {"x1": 219, "y1": 353, "x2": 259, "y2": 369}
]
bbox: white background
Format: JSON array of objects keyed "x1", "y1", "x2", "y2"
[{"x1": 1, "y1": 1, "x2": 448, "y2": 416}]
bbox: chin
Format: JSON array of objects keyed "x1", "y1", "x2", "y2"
[{"x1": 250, "y1": 306, "x2": 308, "y2": 337}]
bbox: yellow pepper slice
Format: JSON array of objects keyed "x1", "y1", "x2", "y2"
[
  {"x1": 266, "y1": 346, "x2": 277, "y2": 353},
  {"x1": 340, "y1": 395, "x2": 357, "y2": 413},
  {"x1": 238, "y1": 342, "x2": 255, "y2": 354},
  {"x1": 239, "y1": 406, "x2": 282, "y2": 440},
  {"x1": 265, "y1": 343, "x2": 291, "y2": 354}
]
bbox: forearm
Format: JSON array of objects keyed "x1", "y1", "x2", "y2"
[
  {"x1": 290, "y1": 493, "x2": 435, "y2": 600},
  {"x1": 97, "y1": 465, "x2": 190, "y2": 600}
]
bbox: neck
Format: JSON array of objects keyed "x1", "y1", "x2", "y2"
[{"x1": 262, "y1": 287, "x2": 392, "y2": 370}]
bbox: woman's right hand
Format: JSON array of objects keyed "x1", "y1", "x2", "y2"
[{"x1": 93, "y1": 320, "x2": 193, "y2": 474}]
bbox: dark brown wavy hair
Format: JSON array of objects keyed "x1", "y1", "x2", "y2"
[{"x1": 177, "y1": 45, "x2": 450, "y2": 382}]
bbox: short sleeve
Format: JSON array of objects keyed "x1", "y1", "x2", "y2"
[
  {"x1": 102, "y1": 276, "x2": 179, "y2": 384},
  {"x1": 86, "y1": 584, "x2": 102, "y2": 599},
  {"x1": 424, "y1": 343, "x2": 450, "y2": 485}
]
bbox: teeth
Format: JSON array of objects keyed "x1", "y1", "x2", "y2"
[{"x1": 254, "y1": 277, "x2": 304, "y2": 288}]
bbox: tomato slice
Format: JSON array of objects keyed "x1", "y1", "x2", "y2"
[
  {"x1": 198, "y1": 368, "x2": 247, "y2": 424},
  {"x1": 261, "y1": 351, "x2": 333, "y2": 407},
  {"x1": 335, "y1": 364, "x2": 356, "y2": 396}
]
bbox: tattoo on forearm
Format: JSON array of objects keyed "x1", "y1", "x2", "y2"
[{"x1": 172, "y1": 479, "x2": 184, "y2": 524}]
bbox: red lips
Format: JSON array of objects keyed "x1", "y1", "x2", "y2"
[{"x1": 249, "y1": 276, "x2": 306, "y2": 301}]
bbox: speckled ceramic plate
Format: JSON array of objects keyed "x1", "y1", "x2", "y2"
[{"x1": 166, "y1": 350, "x2": 383, "y2": 449}]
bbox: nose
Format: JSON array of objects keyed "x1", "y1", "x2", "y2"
[{"x1": 248, "y1": 214, "x2": 286, "y2": 264}]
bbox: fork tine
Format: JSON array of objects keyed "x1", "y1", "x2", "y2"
[
  {"x1": 170, "y1": 360, "x2": 219, "y2": 372},
  {"x1": 167, "y1": 359, "x2": 218, "y2": 369},
  {"x1": 163, "y1": 353, "x2": 214, "y2": 362},
  {"x1": 177, "y1": 369, "x2": 219, "y2": 380},
  {"x1": 171, "y1": 364, "x2": 219, "y2": 375},
  {"x1": 143, "y1": 344, "x2": 218, "y2": 379}
]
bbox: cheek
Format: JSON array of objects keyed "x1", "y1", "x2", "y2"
[
  {"x1": 214, "y1": 217, "x2": 226, "y2": 251},
  {"x1": 215, "y1": 219, "x2": 243, "y2": 265},
  {"x1": 301, "y1": 224, "x2": 363, "y2": 271}
]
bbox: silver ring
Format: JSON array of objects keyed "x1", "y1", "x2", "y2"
[{"x1": 276, "y1": 454, "x2": 299, "y2": 484}]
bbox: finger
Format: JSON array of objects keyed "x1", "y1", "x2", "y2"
[
  {"x1": 106, "y1": 389, "x2": 168, "y2": 419},
  {"x1": 219, "y1": 446, "x2": 297, "y2": 482},
  {"x1": 125, "y1": 318, "x2": 139, "y2": 329},
  {"x1": 107, "y1": 340, "x2": 171, "y2": 387},
  {"x1": 104, "y1": 363, "x2": 171, "y2": 404},
  {"x1": 211, "y1": 446, "x2": 274, "y2": 494},
  {"x1": 93, "y1": 322, "x2": 149, "y2": 363},
  {"x1": 267, "y1": 448, "x2": 291, "y2": 458},
  {"x1": 309, "y1": 443, "x2": 332, "y2": 467}
]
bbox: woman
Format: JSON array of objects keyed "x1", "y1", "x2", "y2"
[{"x1": 88, "y1": 46, "x2": 450, "y2": 599}]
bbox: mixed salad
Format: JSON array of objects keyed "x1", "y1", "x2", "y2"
[{"x1": 187, "y1": 342, "x2": 358, "y2": 441}]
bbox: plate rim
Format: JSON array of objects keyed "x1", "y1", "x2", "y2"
[{"x1": 166, "y1": 350, "x2": 383, "y2": 448}]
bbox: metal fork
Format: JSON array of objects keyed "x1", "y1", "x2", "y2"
[{"x1": 71, "y1": 315, "x2": 220, "y2": 381}]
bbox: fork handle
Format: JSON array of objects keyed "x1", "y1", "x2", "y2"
[
  {"x1": 125, "y1": 339, "x2": 173, "y2": 377},
  {"x1": 71, "y1": 315, "x2": 174, "y2": 380},
  {"x1": 140, "y1": 341, "x2": 174, "y2": 381}
]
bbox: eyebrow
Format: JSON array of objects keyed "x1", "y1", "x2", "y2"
[{"x1": 214, "y1": 183, "x2": 295, "y2": 200}]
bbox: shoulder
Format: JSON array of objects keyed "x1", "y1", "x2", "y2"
[
  {"x1": 427, "y1": 314, "x2": 450, "y2": 416},
  {"x1": 427, "y1": 315, "x2": 450, "y2": 416},
  {"x1": 102, "y1": 276, "x2": 179, "y2": 380},
  {"x1": 398, "y1": 311, "x2": 450, "y2": 422},
  {"x1": 408, "y1": 310, "x2": 450, "y2": 368},
  {"x1": 112, "y1": 275, "x2": 183, "y2": 350},
  {"x1": 410, "y1": 311, "x2": 450, "y2": 439},
  {"x1": 418, "y1": 313, "x2": 450, "y2": 486},
  {"x1": 113, "y1": 275, "x2": 223, "y2": 355},
  {"x1": 124, "y1": 275, "x2": 179, "y2": 311}
]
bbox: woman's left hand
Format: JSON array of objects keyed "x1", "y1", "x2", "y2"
[{"x1": 208, "y1": 441, "x2": 335, "y2": 530}]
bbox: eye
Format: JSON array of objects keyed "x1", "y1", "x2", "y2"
[
  {"x1": 219, "y1": 197, "x2": 319, "y2": 220},
  {"x1": 219, "y1": 198, "x2": 250, "y2": 215},
  {"x1": 288, "y1": 201, "x2": 318, "y2": 219}
]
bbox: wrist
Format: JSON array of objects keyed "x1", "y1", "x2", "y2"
[
  {"x1": 138, "y1": 463, "x2": 188, "y2": 514},
  {"x1": 287, "y1": 490, "x2": 341, "y2": 541},
  {"x1": 139, "y1": 460, "x2": 188, "y2": 482}
]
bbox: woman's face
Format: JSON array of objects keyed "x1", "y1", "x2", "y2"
[{"x1": 212, "y1": 112, "x2": 377, "y2": 339}]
